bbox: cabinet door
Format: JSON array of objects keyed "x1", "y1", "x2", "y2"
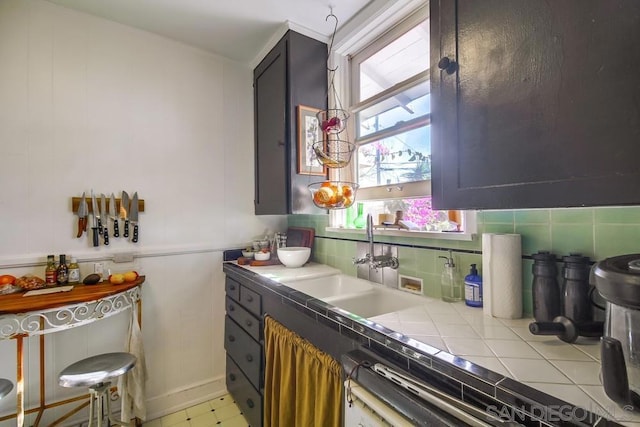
[
  {"x1": 431, "y1": 0, "x2": 640, "y2": 210},
  {"x1": 254, "y1": 38, "x2": 288, "y2": 215}
]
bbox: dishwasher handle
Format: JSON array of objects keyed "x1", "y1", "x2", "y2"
[{"x1": 372, "y1": 363, "x2": 519, "y2": 427}]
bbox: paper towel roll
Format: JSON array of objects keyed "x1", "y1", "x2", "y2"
[{"x1": 482, "y1": 233, "x2": 523, "y2": 319}]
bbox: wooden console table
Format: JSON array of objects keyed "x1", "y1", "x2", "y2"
[{"x1": 0, "y1": 277, "x2": 145, "y2": 426}]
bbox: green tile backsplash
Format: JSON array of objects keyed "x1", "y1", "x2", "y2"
[{"x1": 290, "y1": 206, "x2": 640, "y2": 316}]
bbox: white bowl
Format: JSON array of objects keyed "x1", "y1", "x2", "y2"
[
  {"x1": 254, "y1": 251, "x2": 271, "y2": 261},
  {"x1": 278, "y1": 247, "x2": 311, "y2": 268},
  {"x1": 242, "y1": 250, "x2": 254, "y2": 258}
]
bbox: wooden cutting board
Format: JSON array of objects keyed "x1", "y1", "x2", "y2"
[{"x1": 286, "y1": 227, "x2": 315, "y2": 248}]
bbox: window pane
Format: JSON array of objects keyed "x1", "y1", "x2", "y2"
[
  {"x1": 357, "y1": 81, "x2": 429, "y2": 138},
  {"x1": 359, "y1": 20, "x2": 429, "y2": 101},
  {"x1": 349, "y1": 197, "x2": 462, "y2": 231},
  {"x1": 357, "y1": 126, "x2": 430, "y2": 188}
]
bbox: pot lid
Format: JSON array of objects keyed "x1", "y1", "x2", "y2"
[{"x1": 594, "y1": 254, "x2": 640, "y2": 309}]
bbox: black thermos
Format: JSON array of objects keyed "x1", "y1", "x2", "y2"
[
  {"x1": 562, "y1": 253, "x2": 592, "y2": 324},
  {"x1": 532, "y1": 251, "x2": 561, "y2": 322}
]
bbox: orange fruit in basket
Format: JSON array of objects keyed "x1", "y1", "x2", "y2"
[
  {"x1": 343, "y1": 196, "x2": 354, "y2": 208},
  {"x1": 0, "y1": 275, "x2": 15, "y2": 285},
  {"x1": 314, "y1": 187, "x2": 333, "y2": 204},
  {"x1": 342, "y1": 185, "x2": 353, "y2": 198},
  {"x1": 321, "y1": 181, "x2": 331, "y2": 188}
]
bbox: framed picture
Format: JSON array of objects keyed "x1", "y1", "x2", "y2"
[{"x1": 297, "y1": 105, "x2": 326, "y2": 176}]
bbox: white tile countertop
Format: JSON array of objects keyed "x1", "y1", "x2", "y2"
[
  {"x1": 234, "y1": 261, "x2": 639, "y2": 425},
  {"x1": 369, "y1": 301, "x2": 640, "y2": 425}
]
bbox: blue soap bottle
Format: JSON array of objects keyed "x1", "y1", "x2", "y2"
[{"x1": 464, "y1": 264, "x2": 483, "y2": 307}]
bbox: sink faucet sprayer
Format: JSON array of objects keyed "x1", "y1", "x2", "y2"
[{"x1": 353, "y1": 214, "x2": 399, "y2": 271}]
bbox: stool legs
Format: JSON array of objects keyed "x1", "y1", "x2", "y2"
[{"x1": 88, "y1": 382, "x2": 131, "y2": 427}]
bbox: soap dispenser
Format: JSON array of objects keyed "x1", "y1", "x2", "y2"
[
  {"x1": 464, "y1": 264, "x2": 483, "y2": 307},
  {"x1": 439, "y1": 250, "x2": 462, "y2": 302}
]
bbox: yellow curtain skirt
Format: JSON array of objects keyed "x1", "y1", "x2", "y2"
[{"x1": 263, "y1": 316, "x2": 343, "y2": 427}]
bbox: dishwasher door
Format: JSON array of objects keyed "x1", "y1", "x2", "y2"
[
  {"x1": 344, "y1": 379, "x2": 413, "y2": 427},
  {"x1": 342, "y1": 349, "x2": 512, "y2": 427}
]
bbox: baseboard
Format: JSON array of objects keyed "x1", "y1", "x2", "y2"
[{"x1": 145, "y1": 375, "x2": 228, "y2": 421}]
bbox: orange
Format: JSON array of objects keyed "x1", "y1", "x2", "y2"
[
  {"x1": 342, "y1": 186, "x2": 353, "y2": 198},
  {"x1": 320, "y1": 181, "x2": 331, "y2": 188},
  {"x1": 0, "y1": 275, "x2": 16, "y2": 285},
  {"x1": 314, "y1": 187, "x2": 333, "y2": 204}
]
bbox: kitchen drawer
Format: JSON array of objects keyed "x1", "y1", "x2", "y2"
[
  {"x1": 240, "y1": 286, "x2": 262, "y2": 317},
  {"x1": 226, "y1": 355, "x2": 262, "y2": 427},
  {"x1": 225, "y1": 316, "x2": 261, "y2": 390},
  {"x1": 225, "y1": 277, "x2": 241, "y2": 302},
  {"x1": 226, "y1": 296, "x2": 261, "y2": 341}
]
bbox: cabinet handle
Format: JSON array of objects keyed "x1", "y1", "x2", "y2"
[
  {"x1": 437, "y1": 57, "x2": 458, "y2": 75},
  {"x1": 246, "y1": 354, "x2": 253, "y2": 362},
  {"x1": 245, "y1": 319, "x2": 252, "y2": 327},
  {"x1": 229, "y1": 373, "x2": 236, "y2": 381},
  {"x1": 246, "y1": 295, "x2": 254, "y2": 302},
  {"x1": 247, "y1": 398, "x2": 255, "y2": 409},
  {"x1": 228, "y1": 335, "x2": 235, "y2": 342},
  {"x1": 229, "y1": 284, "x2": 236, "y2": 290},
  {"x1": 277, "y1": 140, "x2": 285, "y2": 147},
  {"x1": 228, "y1": 304, "x2": 235, "y2": 311}
]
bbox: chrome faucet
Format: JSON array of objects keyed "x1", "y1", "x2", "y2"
[{"x1": 353, "y1": 214, "x2": 399, "y2": 270}]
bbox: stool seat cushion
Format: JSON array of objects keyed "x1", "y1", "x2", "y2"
[
  {"x1": 0, "y1": 379, "x2": 13, "y2": 400},
  {"x1": 59, "y1": 352, "x2": 136, "y2": 388}
]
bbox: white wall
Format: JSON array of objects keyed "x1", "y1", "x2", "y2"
[{"x1": 0, "y1": 0, "x2": 285, "y2": 424}]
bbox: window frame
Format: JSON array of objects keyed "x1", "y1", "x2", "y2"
[
  {"x1": 348, "y1": 7, "x2": 431, "y2": 202},
  {"x1": 327, "y1": 2, "x2": 476, "y2": 240}
]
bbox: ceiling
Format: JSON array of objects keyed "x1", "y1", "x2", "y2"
[{"x1": 46, "y1": 0, "x2": 372, "y2": 64}]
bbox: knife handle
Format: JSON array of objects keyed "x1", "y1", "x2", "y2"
[
  {"x1": 132, "y1": 224, "x2": 138, "y2": 243},
  {"x1": 113, "y1": 219, "x2": 119, "y2": 237},
  {"x1": 103, "y1": 225, "x2": 109, "y2": 245},
  {"x1": 97, "y1": 218, "x2": 103, "y2": 235},
  {"x1": 77, "y1": 218, "x2": 86, "y2": 238},
  {"x1": 123, "y1": 219, "x2": 129, "y2": 238},
  {"x1": 92, "y1": 227, "x2": 99, "y2": 247}
]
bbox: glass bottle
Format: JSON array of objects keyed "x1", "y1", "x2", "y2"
[
  {"x1": 45, "y1": 254, "x2": 57, "y2": 286},
  {"x1": 56, "y1": 254, "x2": 69, "y2": 285},
  {"x1": 68, "y1": 257, "x2": 80, "y2": 284},
  {"x1": 439, "y1": 250, "x2": 463, "y2": 302},
  {"x1": 353, "y1": 203, "x2": 367, "y2": 229}
]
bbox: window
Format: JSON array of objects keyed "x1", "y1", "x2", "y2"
[
  {"x1": 350, "y1": 11, "x2": 430, "y2": 201},
  {"x1": 329, "y1": 3, "x2": 474, "y2": 237}
]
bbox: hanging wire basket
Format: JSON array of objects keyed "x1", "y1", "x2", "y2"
[
  {"x1": 313, "y1": 137, "x2": 356, "y2": 169},
  {"x1": 316, "y1": 109, "x2": 349, "y2": 135},
  {"x1": 308, "y1": 181, "x2": 359, "y2": 209}
]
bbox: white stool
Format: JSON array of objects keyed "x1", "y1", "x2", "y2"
[
  {"x1": 59, "y1": 352, "x2": 136, "y2": 427},
  {"x1": 0, "y1": 379, "x2": 13, "y2": 400}
]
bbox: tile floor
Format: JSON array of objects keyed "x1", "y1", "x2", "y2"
[{"x1": 143, "y1": 394, "x2": 250, "y2": 427}]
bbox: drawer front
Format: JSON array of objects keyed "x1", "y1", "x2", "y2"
[
  {"x1": 225, "y1": 277, "x2": 240, "y2": 302},
  {"x1": 225, "y1": 316, "x2": 261, "y2": 390},
  {"x1": 226, "y1": 355, "x2": 262, "y2": 427},
  {"x1": 226, "y1": 297, "x2": 261, "y2": 341},
  {"x1": 240, "y1": 286, "x2": 262, "y2": 317}
]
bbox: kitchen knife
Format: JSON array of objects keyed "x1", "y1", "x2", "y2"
[
  {"x1": 90, "y1": 190, "x2": 99, "y2": 247},
  {"x1": 100, "y1": 193, "x2": 109, "y2": 245},
  {"x1": 110, "y1": 193, "x2": 119, "y2": 237},
  {"x1": 120, "y1": 191, "x2": 130, "y2": 238},
  {"x1": 130, "y1": 192, "x2": 139, "y2": 243},
  {"x1": 76, "y1": 192, "x2": 88, "y2": 238}
]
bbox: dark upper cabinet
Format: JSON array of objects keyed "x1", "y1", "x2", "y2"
[
  {"x1": 253, "y1": 30, "x2": 327, "y2": 215},
  {"x1": 430, "y1": 0, "x2": 640, "y2": 210}
]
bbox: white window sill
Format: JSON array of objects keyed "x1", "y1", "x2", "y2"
[{"x1": 325, "y1": 227, "x2": 476, "y2": 241}]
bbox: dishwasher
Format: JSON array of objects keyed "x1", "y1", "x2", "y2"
[{"x1": 342, "y1": 350, "x2": 519, "y2": 427}]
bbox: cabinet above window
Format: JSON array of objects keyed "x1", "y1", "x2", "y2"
[{"x1": 431, "y1": 0, "x2": 640, "y2": 210}]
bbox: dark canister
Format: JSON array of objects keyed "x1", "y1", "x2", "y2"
[
  {"x1": 532, "y1": 251, "x2": 561, "y2": 322},
  {"x1": 562, "y1": 253, "x2": 592, "y2": 324}
]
